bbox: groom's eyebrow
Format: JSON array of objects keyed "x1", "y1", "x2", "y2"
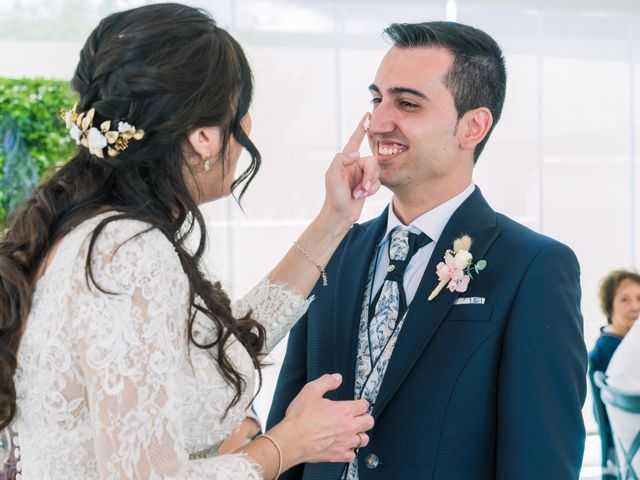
[{"x1": 369, "y1": 83, "x2": 428, "y2": 100}]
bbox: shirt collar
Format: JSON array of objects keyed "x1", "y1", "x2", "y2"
[{"x1": 379, "y1": 183, "x2": 476, "y2": 247}]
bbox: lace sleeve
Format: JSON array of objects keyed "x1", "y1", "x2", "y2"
[
  {"x1": 70, "y1": 221, "x2": 263, "y2": 479},
  {"x1": 232, "y1": 278, "x2": 313, "y2": 353}
]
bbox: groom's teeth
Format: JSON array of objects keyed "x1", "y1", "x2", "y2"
[{"x1": 378, "y1": 145, "x2": 401, "y2": 155}]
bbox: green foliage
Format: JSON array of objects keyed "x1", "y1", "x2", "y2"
[{"x1": 0, "y1": 78, "x2": 78, "y2": 223}]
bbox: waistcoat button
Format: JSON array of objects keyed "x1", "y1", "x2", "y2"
[{"x1": 365, "y1": 453, "x2": 379, "y2": 469}]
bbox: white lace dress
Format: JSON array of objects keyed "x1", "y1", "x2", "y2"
[{"x1": 14, "y1": 214, "x2": 311, "y2": 479}]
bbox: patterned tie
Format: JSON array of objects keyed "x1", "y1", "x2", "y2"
[
  {"x1": 367, "y1": 228, "x2": 430, "y2": 364},
  {"x1": 344, "y1": 229, "x2": 431, "y2": 480}
]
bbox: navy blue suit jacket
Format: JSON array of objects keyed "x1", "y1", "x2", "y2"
[{"x1": 267, "y1": 188, "x2": 587, "y2": 480}]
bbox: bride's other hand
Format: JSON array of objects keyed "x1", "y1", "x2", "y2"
[
  {"x1": 218, "y1": 417, "x2": 261, "y2": 454},
  {"x1": 323, "y1": 113, "x2": 380, "y2": 227},
  {"x1": 267, "y1": 373, "x2": 374, "y2": 466}
]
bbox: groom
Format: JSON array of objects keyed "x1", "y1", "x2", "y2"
[{"x1": 268, "y1": 21, "x2": 586, "y2": 479}]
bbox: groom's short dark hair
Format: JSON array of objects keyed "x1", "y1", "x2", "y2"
[{"x1": 384, "y1": 21, "x2": 507, "y2": 164}]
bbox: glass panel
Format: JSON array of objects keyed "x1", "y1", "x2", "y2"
[
  {"x1": 439, "y1": 6, "x2": 543, "y2": 228},
  {"x1": 0, "y1": 0, "x2": 232, "y2": 78},
  {"x1": 235, "y1": 0, "x2": 336, "y2": 33},
  {"x1": 234, "y1": 46, "x2": 338, "y2": 220},
  {"x1": 633, "y1": 14, "x2": 640, "y2": 271},
  {"x1": 540, "y1": 11, "x2": 633, "y2": 346},
  {"x1": 473, "y1": 50, "x2": 541, "y2": 230},
  {"x1": 340, "y1": 3, "x2": 445, "y2": 35}
]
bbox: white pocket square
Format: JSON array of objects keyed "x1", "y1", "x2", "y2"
[{"x1": 453, "y1": 297, "x2": 485, "y2": 305}]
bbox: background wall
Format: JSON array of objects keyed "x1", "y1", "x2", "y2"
[{"x1": 2, "y1": 0, "x2": 639, "y2": 475}]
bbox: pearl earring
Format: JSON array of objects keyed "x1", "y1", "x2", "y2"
[{"x1": 203, "y1": 156, "x2": 210, "y2": 172}]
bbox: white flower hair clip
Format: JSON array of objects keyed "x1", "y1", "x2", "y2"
[
  {"x1": 62, "y1": 103, "x2": 144, "y2": 158},
  {"x1": 428, "y1": 234, "x2": 487, "y2": 301}
]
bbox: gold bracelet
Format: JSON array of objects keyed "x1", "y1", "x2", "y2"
[
  {"x1": 257, "y1": 433, "x2": 283, "y2": 479},
  {"x1": 293, "y1": 241, "x2": 328, "y2": 287}
]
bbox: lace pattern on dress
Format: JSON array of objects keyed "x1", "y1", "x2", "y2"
[
  {"x1": 14, "y1": 213, "x2": 310, "y2": 479},
  {"x1": 233, "y1": 279, "x2": 313, "y2": 353}
]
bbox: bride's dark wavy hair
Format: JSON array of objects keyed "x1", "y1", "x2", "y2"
[{"x1": 0, "y1": 3, "x2": 266, "y2": 430}]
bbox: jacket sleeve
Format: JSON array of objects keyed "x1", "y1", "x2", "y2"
[
  {"x1": 266, "y1": 311, "x2": 310, "y2": 480},
  {"x1": 496, "y1": 241, "x2": 587, "y2": 480}
]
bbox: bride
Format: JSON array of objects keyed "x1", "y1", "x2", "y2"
[{"x1": 0, "y1": 3, "x2": 379, "y2": 479}]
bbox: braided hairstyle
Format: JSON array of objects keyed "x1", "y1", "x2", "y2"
[{"x1": 0, "y1": 3, "x2": 265, "y2": 430}]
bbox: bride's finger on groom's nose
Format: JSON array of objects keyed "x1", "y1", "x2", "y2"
[{"x1": 342, "y1": 113, "x2": 371, "y2": 157}]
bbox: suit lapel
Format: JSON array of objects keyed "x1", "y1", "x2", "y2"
[
  {"x1": 372, "y1": 188, "x2": 502, "y2": 417},
  {"x1": 332, "y1": 208, "x2": 388, "y2": 401}
]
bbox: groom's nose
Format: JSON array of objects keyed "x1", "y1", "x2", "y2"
[{"x1": 368, "y1": 102, "x2": 398, "y2": 135}]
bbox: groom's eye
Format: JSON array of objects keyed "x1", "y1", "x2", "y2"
[{"x1": 399, "y1": 100, "x2": 418, "y2": 110}]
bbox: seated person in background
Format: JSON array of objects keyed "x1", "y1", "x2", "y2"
[
  {"x1": 589, "y1": 270, "x2": 640, "y2": 374},
  {"x1": 606, "y1": 319, "x2": 640, "y2": 475},
  {"x1": 589, "y1": 269, "x2": 640, "y2": 472}
]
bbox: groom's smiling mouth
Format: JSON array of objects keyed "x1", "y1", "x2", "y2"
[{"x1": 376, "y1": 141, "x2": 407, "y2": 161}]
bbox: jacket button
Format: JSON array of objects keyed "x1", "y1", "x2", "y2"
[{"x1": 364, "y1": 453, "x2": 379, "y2": 469}]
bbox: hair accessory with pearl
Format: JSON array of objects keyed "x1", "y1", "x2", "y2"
[{"x1": 61, "y1": 103, "x2": 144, "y2": 158}]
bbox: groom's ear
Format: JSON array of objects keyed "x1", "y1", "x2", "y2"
[{"x1": 458, "y1": 107, "x2": 493, "y2": 152}]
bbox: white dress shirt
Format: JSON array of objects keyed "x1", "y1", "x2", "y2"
[
  {"x1": 606, "y1": 320, "x2": 640, "y2": 475},
  {"x1": 370, "y1": 183, "x2": 475, "y2": 307}
]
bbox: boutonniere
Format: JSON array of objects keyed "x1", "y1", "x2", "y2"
[{"x1": 428, "y1": 235, "x2": 487, "y2": 301}]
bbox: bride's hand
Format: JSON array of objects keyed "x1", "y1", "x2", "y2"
[
  {"x1": 269, "y1": 373, "x2": 374, "y2": 465},
  {"x1": 218, "y1": 416, "x2": 261, "y2": 454},
  {"x1": 322, "y1": 113, "x2": 379, "y2": 226}
]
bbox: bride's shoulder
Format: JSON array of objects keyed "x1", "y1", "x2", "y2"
[
  {"x1": 74, "y1": 212, "x2": 165, "y2": 244},
  {"x1": 73, "y1": 212, "x2": 180, "y2": 269}
]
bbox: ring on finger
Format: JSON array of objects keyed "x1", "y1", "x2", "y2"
[{"x1": 354, "y1": 432, "x2": 364, "y2": 450}]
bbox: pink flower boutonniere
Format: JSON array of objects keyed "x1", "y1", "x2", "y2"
[{"x1": 428, "y1": 235, "x2": 487, "y2": 301}]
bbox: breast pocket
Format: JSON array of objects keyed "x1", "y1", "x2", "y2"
[{"x1": 446, "y1": 304, "x2": 493, "y2": 322}]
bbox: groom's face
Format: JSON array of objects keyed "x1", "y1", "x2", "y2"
[{"x1": 367, "y1": 46, "x2": 463, "y2": 192}]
